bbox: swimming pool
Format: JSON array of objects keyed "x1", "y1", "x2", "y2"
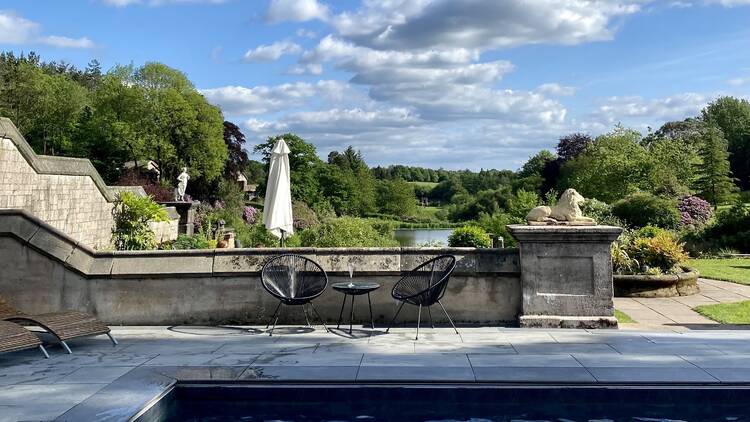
[{"x1": 136, "y1": 383, "x2": 750, "y2": 421}]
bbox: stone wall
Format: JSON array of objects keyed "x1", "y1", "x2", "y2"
[
  {"x1": 0, "y1": 118, "x2": 177, "y2": 249},
  {"x1": 0, "y1": 210, "x2": 522, "y2": 325}
]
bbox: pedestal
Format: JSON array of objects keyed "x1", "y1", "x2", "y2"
[
  {"x1": 507, "y1": 225, "x2": 623, "y2": 329},
  {"x1": 158, "y1": 201, "x2": 198, "y2": 236}
]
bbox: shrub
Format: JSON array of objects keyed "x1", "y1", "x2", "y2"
[
  {"x1": 612, "y1": 228, "x2": 688, "y2": 275},
  {"x1": 242, "y1": 224, "x2": 279, "y2": 247},
  {"x1": 448, "y1": 226, "x2": 492, "y2": 248},
  {"x1": 243, "y1": 206, "x2": 259, "y2": 224},
  {"x1": 292, "y1": 201, "x2": 319, "y2": 230},
  {"x1": 631, "y1": 231, "x2": 689, "y2": 273},
  {"x1": 477, "y1": 212, "x2": 523, "y2": 247},
  {"x1": 580, "y1": 198, "x2": 623, "y2": 227},
  {"x1": 677, "y1": 195, "x2": 712, "y2": 227},
  {"x1": 112, "y1": 191, "x2": 169, "y2": 250},
  {"x1": 172, "y1": 234, "x2": 210, "y2": 250},
  {"x1": 612, "y1": 192, "x2": 680, "y2": 229},
  {"x1": 300, "y1": 217, "x2": 399, "y2": 247},
  {"x1": 701, "y1": 203, "x2": 750, "y2": 253}
]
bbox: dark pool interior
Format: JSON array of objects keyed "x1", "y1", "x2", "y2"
[{"x1": 136, "y1": 383, "x2": 750, "y2": 422}]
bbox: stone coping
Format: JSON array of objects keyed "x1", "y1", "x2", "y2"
[
  {"x1": 0, "y1": 208, "x2": 519, "y2": 278},
  {"x1": 614, "y1": 267, "x2": 699, "y2": 284},
  {"x1": 0, "y1": 118, "x2": 122, "y2": 202},
  {"x1": 508, "y1": 224, "x2": 623, "y2": 243}
]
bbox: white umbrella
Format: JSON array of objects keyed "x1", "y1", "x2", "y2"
[{"x1": 263, "y1": 138, "x2": 294, "y2": 242}]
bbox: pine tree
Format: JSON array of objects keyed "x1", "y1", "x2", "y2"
[{"x1": 694, "y1": 126, "x2": 738, "y2": 207}]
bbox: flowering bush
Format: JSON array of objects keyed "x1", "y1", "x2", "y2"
[
  {"x1": 243, "y1": 206, "x2": 259, "y2": 224},
  {"x1": 677, "y1": 195, "x2": 712, "y2": 227},
  {"x1": 212, "y1": 200, "x2": 225, "y2": 210}
]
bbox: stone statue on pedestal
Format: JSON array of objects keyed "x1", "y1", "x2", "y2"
[
  {"x1": 525, "y1": 188, "x2": 596, "y2": 225},
  {"x1": 175, "y1": 167, "x2": 190, "y2": 202}
]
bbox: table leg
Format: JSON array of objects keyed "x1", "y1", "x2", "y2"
[
  {"x1": 336, "y1": 295, "x2": 347, "y2": 330},
  {"x1": 349, "y1": 294, "x2": 355, "y2": 335},
  {"x1": 368, "y1": 292, "x2": 374, "y2": 329}
]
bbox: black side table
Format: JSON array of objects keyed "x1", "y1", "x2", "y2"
[{"x1": 331, "y1": 282, "x2": 381, "y2": 334}]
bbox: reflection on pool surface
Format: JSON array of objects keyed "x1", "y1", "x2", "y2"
[{"x1": 137, "y1": 384, "x2": 750, "y2": 422}]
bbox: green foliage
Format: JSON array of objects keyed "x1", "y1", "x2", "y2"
[
  {"x1": 171, "y1": 234, "x2": 210, "y2": 250},
  {"x1": 448, "y1": 226, "x2": 492, "y2": 248},
  {"x1": 702, "y1": 96, "x2": 750, "y2": 191},
  {"x1": 476, "y1": 212, "x2": 523, "y2": 247},
  {"x1": 377, "y1": 178, "x2": 418, "y2": 218},
  {"x1": 700, "y1": 203, "x2": 750, "y2": 253},
  {"x1": 612, "y1": 228, "x2": 689, "y2": 275},
  {"x1": 507, "y1": 189, "x2": 540, "y2": 220},
  {"x1": 559, "y1": 126, "x2": 697, "y2": 202},
  {"x1": 254, "y1": 133, "x2": 323, "y2": 203},
  {"x1": 693, "y1": 126, "x2": 738, "y2": 206},
  {"x1": 112, "y1": 191, "x2": 169, "y2": 250},
  {"x1": 292, "y1": 201, "x2": 319, "y2": 230},
  {"x1": 580, "y1": 198, "x2": 623, "y2": 227},
  {"x1": 612, "y1": 192, "x2": 681, "y2": 229},
  {"x1": 299, "y1": 217, "x2": 399, "y2": 247}
]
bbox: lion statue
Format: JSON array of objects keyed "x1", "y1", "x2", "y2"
[{"x1": 525, "y1": 188, "x2": 596, "y2": 225}]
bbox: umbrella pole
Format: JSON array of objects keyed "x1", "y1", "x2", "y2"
[{"x1": 280, "y1": 229, "x2": 285, "y2": 248}]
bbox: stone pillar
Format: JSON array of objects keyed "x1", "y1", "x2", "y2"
[
  {"x1": 507, "y1": 225, "x2": 623, "y2": 329},
  {"x1": 158, "y1": 201, "x2": 198, "y2": 236}
]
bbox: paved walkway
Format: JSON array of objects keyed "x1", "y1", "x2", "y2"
[
  {"x1": 5, "y1": 325, "x2": 750, "y2": 420},
  {"x1": 615, "y1": 278, "x2": 750, "y2": 331}
]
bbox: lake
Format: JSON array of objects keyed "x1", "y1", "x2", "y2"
[{"x1": 393, "y1": 228, "x2": 453, "y2": 247}]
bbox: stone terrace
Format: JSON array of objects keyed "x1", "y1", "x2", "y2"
[{"x1": 5, "y1": 325, "x2": 750, "y2": 421}]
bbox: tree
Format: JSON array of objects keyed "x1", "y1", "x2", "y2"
[
  {"x1": 254, "y1": 133, "x2": 323, "y2": 204},
  {"x1": 377, "y1": 178, "x2": 417, "y2": 217},
  {"x1": 556, "y1": 133, "x2": 593, "y2": 162},
  {"x1": 702, "y1": 97, "x2": 750, "y2": 190},
  {"x1": 693, "y1": 126, "x2": 738, "y2": 207},
  {"x1": 519, "y1": 150, "x2": 556, "y2": 178},
  {"x1": 559, "y1": 126, "x2": 651, "y2": 203},
  {"x1": 222, "y1": 121, "x2": 250, "y2": 179}
]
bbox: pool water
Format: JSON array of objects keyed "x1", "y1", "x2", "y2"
[{"x1": 137, "y1": 384, "x2": 750, "y2": 422}]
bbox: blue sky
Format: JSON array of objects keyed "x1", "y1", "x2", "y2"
[{"x1": 1, "y1": 0, "x2": 750, "y2": 170}]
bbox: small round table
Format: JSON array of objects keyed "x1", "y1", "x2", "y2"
[{"x1": 331, "y1": 282, "x2": 381, "y2": 334}]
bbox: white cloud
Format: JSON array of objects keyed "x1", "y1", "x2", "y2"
[
  {"x1": 100, "y1": 0, "x2": 226, "y2": 6},
  {"x1": 243, "y1": 40, "x2": 301, "y2": 62},
  {"x1": 728, "y1": 77, "x2": 749, "y2": 86},
  {"x1": 328, "y1": 0, "x2": 642, "y2": 50},
  {"x1": 593, "y1": 93, "x2": 710, "y2": 125},
  {"x1": 201, "y1": 80, "x2": 357, "y2": 115},
  {"x1": 296, "y1": 28, "x2": 317, "y2": 38},
  {"x1": 536, "y1": 83, "x2": 577, "y2": 96},
  {"x1": 266, "y1": 0, "x2": 329, "y2": 23},
  {"x1": 0, "y1": 11, "x2": 94, "y2": 48}
]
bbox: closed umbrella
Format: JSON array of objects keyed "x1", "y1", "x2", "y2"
[{"x1": 263, "y1": 138, "x2": 294, "y2": 245}]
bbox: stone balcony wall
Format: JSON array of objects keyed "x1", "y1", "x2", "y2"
[
  {"x1": 0, "y1": 118, "x2": 177, "y2": 249},
  {"x1": 0, "y1": 209, "x2": 521, "y2": 325}
]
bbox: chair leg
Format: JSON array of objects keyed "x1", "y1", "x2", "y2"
[
  {"x1": 266, "y1": 301, "x2": 282, "y2": 329},
  {"x1": 427, "y1": 306, "x2": 434, "y2": 329},
  {"x1": 437, "y1": 300, "x2": 460, "y2": 336},
  {"x1": 302, "y1": 304, "x2": 312, "y2": 327},
  {"x1": 269, "y1": 305, "x2": 282, "y2": 337},
  {"x1": 61, "y1": 341, "x2": 72, "y2": 354},
  {"x1": 308, "y1": 302, "x2": 329, "y2": 333},
  {"x1": 107, "y1": 333, "x2": 118, "y2": 346},
  {"x1": 385, "y1": 302, "x2": 405, "y2": 334},
  {"x1": 415, "y1": 304, "x2": 422, "y2": 341},
  {"x1": 39, "y1": 344, "x2": 49, "y2": 359},
  {"x1": 349, "y1": 294, "x2": 355, "y2": 335}
]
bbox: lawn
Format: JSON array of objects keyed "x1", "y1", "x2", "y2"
[
  {"x1": 408, "y1": 181, "x2": 439, "y2": 189},
  {"x1": 615, "y1": 309, "x2": 636, "y2": 323},
  {"x1": 688, "y1": 259, "x2": 750, "y2": 285},
  {"x1": 695, "y1": 301, "x2": 750, "y2": 324}
]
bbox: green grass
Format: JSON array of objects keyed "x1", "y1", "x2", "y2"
[
  {"x1": 695, "y1": 301, "x2": 750, "y2": 324},
  {"x1": 615, "y1": 309, "x2": 636, "y2": 324},
  {"x1": 408, "y1": 181, "x2": 438, "y2": 189},
  {"x1": 688, "y1": 259, "x2": 750, "y2": 285}
]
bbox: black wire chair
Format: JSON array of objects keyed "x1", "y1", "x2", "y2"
[
  {"x1": 261, "y1": 254, "x2": 329, "y2": 336},
  {"x1": 385, "y1": 255, "x2": 459, "y2": 340}
]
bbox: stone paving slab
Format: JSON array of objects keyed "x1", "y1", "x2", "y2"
[{"x1": 4, "y1": 325, "x2": 750, "y2": 421}]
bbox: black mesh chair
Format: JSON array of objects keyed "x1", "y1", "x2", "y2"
[
  {"x1": 385, "y1": 255, "x2": 459, "y2": 340},
  {"x1": 261, "y1": 254, "x2": 329, "y2": 336}
]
